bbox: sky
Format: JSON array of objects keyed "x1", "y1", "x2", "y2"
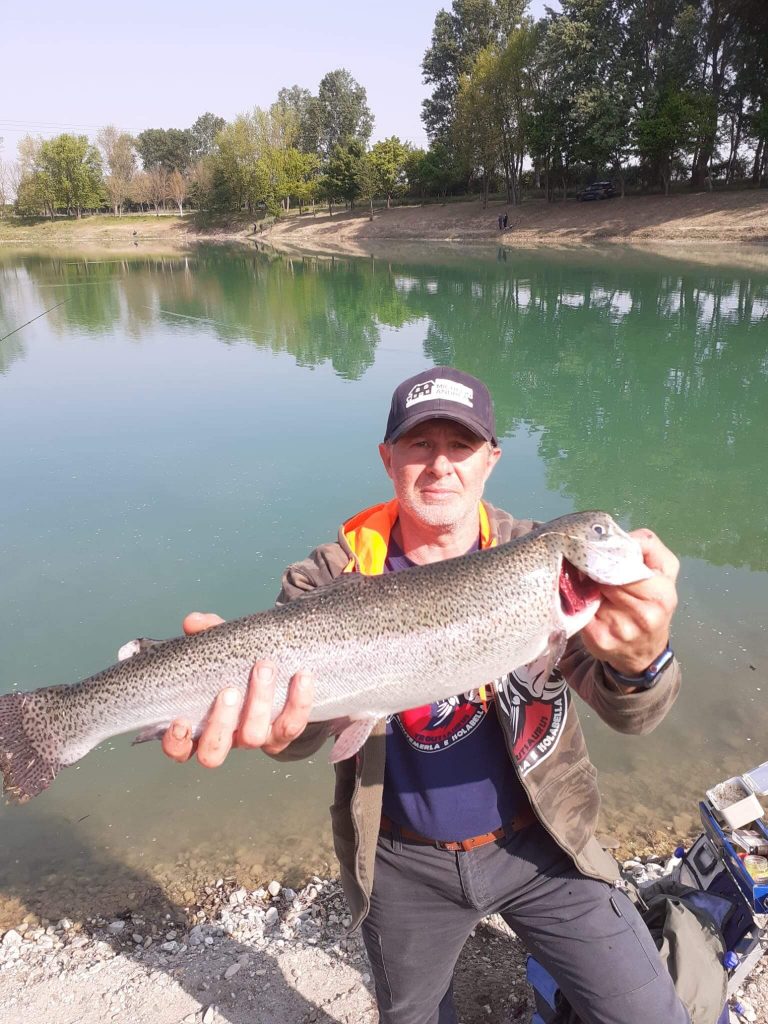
[{"x1": 1, "y1": 0, "x2": 555, "y2": 160}]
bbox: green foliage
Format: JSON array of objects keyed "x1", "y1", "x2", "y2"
[
  {"x1": 368, "y1": 137, "x2": 409, "y2": 206},
  {"x1": 16, "y1": 134, "x2": 103, "y2": 217},
  {"x1": 315, "y1": 69, "x2": 374, "y2": 157},
  {"x1": 276, "y1": 87, "x2": 319, "y2": 155},
  {"x1": 135, "y1": 127, "x2": 194, "y2": 172},
  {"x1": 322, "y1": 139, "x2": 366, "y2": 207},
  {"x1": 190, "y1": 113, "x2": 226, "y2": 158}
]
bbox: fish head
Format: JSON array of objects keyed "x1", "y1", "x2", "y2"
[{"x1": 553, "y1": 512, "x2": 654, "y2": 597}]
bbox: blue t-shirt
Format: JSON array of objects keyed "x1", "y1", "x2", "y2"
[{"x1": 381, "y1": 535, "x2": 526, "y2": 841}]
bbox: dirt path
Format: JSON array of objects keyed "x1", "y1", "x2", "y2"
[{"x1": 262, "y1": 191, "x2": 768, "y2": 257}]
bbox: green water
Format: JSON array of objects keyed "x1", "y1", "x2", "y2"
[{"x1": 1, "y1": 244, "x2": 766, "y2": 923}]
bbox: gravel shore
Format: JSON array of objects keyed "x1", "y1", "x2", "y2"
[{"x1": 2, "y1": 853, "x2": 766, "y2": 1024}]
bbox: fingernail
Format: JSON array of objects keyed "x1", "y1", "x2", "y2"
[
  {"x1": 172, "y1": 723, "x2": 187, "y2": 740},
  {"x1": 222, "y1": 689, "x2": 240, "y2": 707},
  {"x1": 256, "y1": 665, "x2": 274, "y2": 684}
]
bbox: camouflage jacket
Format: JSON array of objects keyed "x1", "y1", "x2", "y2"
[{"x1": 271, "y1": 501, "x2": 681, "y2": 930}]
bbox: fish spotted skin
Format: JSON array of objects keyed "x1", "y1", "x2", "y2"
[{"x1": 0, "y1": 511, "x2": 651, "y2": 803}]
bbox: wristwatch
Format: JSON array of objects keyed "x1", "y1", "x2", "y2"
[{"x1": 603, "y1": 644, "x2": 675, "y2": 691}]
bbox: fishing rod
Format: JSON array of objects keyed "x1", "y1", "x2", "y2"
[{"x1": 0, "y1": 299, "x2": 70, "y2": 343}]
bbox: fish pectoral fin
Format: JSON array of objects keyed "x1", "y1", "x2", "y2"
[
  {"x1": 327, "y1": 717, "x2": 379, "y2": 764},
  {"x1": 118, "y1": 637, "x2": 164, "y2": 661},
  {"x1": 131, "y1": 722, "x2": 172, "y2": 746}
]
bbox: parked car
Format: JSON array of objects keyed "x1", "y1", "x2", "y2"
[{"x1": 576, "y1": 181, "x2": 617, "y2": 201}]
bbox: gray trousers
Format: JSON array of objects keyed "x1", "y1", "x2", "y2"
[{"x1": 361, "y1": 821, "x2": 691, "y2": 1024}]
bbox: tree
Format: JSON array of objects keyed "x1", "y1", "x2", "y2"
[
  {"x1": 187, "y1": 157, "x2": 216, "y2": 210},
  {"x1": 635, "y1": 90, "x2": 701, "y2": 194},
  {"x1": 129, "y1": 171, "x2": 152, "y2": 212},
  {"x1": 455, "y1": 64, "x2": 501, "y2": 208},
  {"x1": 368, "y1": 137, "x2": 409, "y2": 208},
  {"x1": 146, "y1": 164, "x2": 169, "y2": 214},
  {"x1": 135, "y1": 128, "x2": 194, "y2": 172},
  {"x1": 421, "y1": 142, "x2": 462, "y2": 198},
  {"x1": 190, "y1": 113, "x2": 226, "y2": 158},
  {"x1": 276, "y1": 86, "x2": 319, "y2": 154},
  {"x1": 315, "y1": 69, "x2": 374, "y2": 158},
  {"x1": 421, "y1": 0, "x2": 528, "y2": 141},
  {"x1": 97, "y1": 126, "x2": 136, "y2": 216},
  {"x1": 212, "y1": 114, "x2": 262, "y2": 212},
  {"x1": 356, "y1": 152, "x2": 379, "y2": 219},
  {"x1": 322, "y1": 139, "x2": 366, "y2": 210},
  {"x1": 37, "y1": 134, "x2": 103, "y2": 217},
  {"x1": 168, "y1": 169, "x2": 187, "y2": 215}
]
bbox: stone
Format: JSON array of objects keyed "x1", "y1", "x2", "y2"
[
  {"x1": 107, "y1": 921, "x2": 126, "y2": 934},
  {"x1": 264, "y1": 907, "x2": 279, "y2": 928},
  {"x1": 224, "y1": 962, "x2": 241, "y2": 980},
  {"x1": 202, "y1": 1007, "x2": 216, "y2": 1024},
  {"x1": 267, "y1": 880, "x2": 281, "y2": 898},
  {"x1": 1, "y1": 931, "x2": 22, "y2": 948}
]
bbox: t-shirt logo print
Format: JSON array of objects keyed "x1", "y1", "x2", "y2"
[
  {"x1": 494, "y1": 656, "x2": 569, "y2": 776},
  {"x1": 395, "y1": 694, "x2": 486, "y2": 752}
]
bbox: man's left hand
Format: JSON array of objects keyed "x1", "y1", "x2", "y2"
[{"x1": 580, "y1": 529, "x2": 679, "y2": 677}]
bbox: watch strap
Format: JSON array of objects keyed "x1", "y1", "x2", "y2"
[{"x1": 604, "y1": 644, "x2": 675, "y2": 690}]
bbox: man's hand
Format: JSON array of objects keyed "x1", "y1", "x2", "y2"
[
  {"x1": 161, "y1": 612, "x2": 315, "y2": 767},
  {"x1": 580, "y1": 530, "x2": 679, "y2": 677}
]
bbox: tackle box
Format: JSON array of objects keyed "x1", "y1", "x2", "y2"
[{"x1": 701, "y1": 759, "x2": 768, "y2": 914}]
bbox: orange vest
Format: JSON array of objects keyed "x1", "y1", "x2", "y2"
[{"x1": 340, "y1": 498, "x2": 497, "y2": 577}]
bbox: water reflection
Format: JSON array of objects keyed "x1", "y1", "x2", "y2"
[{"x1": 5, "y1": 246, "x2": 767, "y2": 568}]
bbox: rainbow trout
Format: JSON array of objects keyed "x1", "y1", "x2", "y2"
[{"x1": 0, "y1": 511, "x2": 652, "y2": 804}]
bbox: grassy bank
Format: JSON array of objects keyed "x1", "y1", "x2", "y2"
[{"x1": 0, "y1": 211, "x2": 256, "y2": 251}]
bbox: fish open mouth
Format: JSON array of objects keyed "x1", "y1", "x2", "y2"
[{"x1": 559, "y1": 558, "x2": 601, "y2": 616}]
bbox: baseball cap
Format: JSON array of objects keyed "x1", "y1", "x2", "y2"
[{"x1": 383, "y1": 366, "x2": 497, "y2": 445}]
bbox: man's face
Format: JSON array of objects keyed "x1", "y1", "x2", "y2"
[{"x1": 379, "y1": 419, "x2": 501, "y2": 531}]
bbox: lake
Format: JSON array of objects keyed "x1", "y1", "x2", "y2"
[{"x1": 1, "y1": 242, "x2": 766, "y2": 926}]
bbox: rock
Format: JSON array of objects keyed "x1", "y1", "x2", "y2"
[
  {"x1": 160, "y1": 940, "x2": 178, "y2": 953},
  {"x1": 202, "y1": 1007, "x2": 216, "y2": 1024},
  {"x1": 107, "y1": 921, "x2": 126, "y2": 934},
  {"x1": 1, "y1": 931, "x2": 22, "y2": 948},
  {"x1": 267, "y1": 880, "x2": 282, "y2": 898},
  {"x1": 132, "y1": 934, "x2": 143, "y2": 944},
  {"x1": 188, "y1": 925, "x2": 204, "y2": 946},
  {"x1": 166, "y1": 930, "x2": 177, "y2": 941},
  {"x1": 224, "y1": 962, "x2": 242, "y2": 980}
]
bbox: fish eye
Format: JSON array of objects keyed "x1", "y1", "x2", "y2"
[{"x1": 592, "y1": 523, "x2": 606, "y2": 537}]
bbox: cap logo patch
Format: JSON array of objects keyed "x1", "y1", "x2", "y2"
[{"x1": 405, "y1": 378, "x2": 474, "y2": 410}]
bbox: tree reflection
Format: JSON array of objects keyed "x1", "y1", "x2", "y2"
[{"x1": 11, "y1": 246, "x2": 768, "y2": 568}]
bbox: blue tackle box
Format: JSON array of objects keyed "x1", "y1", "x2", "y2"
[{"x1": 699, "y1": 801, "x2": 768, "y2": 913}]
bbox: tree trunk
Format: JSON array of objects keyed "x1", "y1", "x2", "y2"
[
  {"x1": 752, "y1": 139, "x2": 764, "y2": 185},
  {"x1": 386, "y1": 194, "x2": 391, "y2": 209},
  {"x1": 369, "y1": 197, "x2": 374, "y2": 221},
  {"x1": 177, "y1": 201, "x2": 183, "y2": 215}
]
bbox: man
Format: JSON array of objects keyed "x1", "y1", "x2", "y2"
[{"x1": 163, "y1": 367, "x2": 688, "y2": 1024}]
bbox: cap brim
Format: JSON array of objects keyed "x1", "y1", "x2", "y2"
[{"x1": 386, "y1": 409, "x2": 496, "y2": 445}]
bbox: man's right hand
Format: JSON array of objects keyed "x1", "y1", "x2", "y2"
[{"x1": 161, "y1": 612, "x2": 315, "y2": 767}]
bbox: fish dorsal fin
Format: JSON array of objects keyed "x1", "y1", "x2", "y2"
[{"x1": 328, "y1": 717, "x2": 378, "y2": 763}]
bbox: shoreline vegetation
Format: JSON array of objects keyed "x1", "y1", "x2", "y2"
[{"x1": 1, "y1": 190, "x2": 767, "y2": 267}]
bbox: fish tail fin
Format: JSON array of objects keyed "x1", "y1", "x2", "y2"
[{"x1": 0, "y1": 692, "x2": 63, "y2": 804}]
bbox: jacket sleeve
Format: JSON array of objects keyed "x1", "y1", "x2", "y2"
[
  {"x1": 267, "y1": 541, "x2": 350, "y2": 762},
  {"x1": 559, "y1": 634, "x2": 681, "y2": 735}
]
